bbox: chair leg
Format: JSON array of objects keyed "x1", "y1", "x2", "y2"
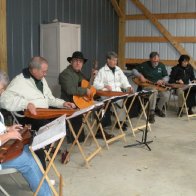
[
  {"x1": 10, "y1": 174, "x2": 22, "y2": 188},
  {"x1": 0, "y1": 185, "x2": 10, "y2": 196}
]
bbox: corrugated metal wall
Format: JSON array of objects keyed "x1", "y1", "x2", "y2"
[
  {"x1": 125, "y1": 0, "x2": 196, "y2": 61},
  {"x1": 6, "y1": 0, "x2": 118, "y2": 78}
]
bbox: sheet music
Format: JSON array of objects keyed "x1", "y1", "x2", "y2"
[
  {"x1": 66, "y1": 105, "x2": 95, "y2": 120},
  {"x1": 31, "y1": 115, "x2": 66, "y2": 151}
]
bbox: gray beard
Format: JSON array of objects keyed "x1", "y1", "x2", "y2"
[{"x1": 152, "y1": 62, "x2": 159, "y2": 68}]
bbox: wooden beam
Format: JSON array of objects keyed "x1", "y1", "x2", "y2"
[
  {"x1": 110, "y1": 0, "x2": 124, "y2": 18},
  {"x1": 125, "y1": 59, "x2": 179, "y2": 67},
  {"x1": 125, "y1": 36, "x2": 196, "y2": 43},
  {"x1": 0, "y1": 0, "x2": 7, "y2": 72},
  {"x1": 118, "y1": 0, "x2": 126, "y2": 69},
  {"x1": 126, "y1": 12, "x2": 196, "y2": 20},
  {"x1": 131, "y1": 0, "x2": 196, "y2": 69}
]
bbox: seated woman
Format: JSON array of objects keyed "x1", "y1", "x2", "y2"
[
  {"x1": 0, "y1": 71, "x2": 51, "y2": 196},
  {"x1": 169, "y1": 55, "x2": 196, "y2": 116}
]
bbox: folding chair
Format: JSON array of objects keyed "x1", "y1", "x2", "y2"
[
  {"x1": 63, "y1": 105, "x2": 102, "y2": 167},
  {"x1": 0, "y1": 168, "x2": 21, "y2": 196},
  {"x1": 29, "y1": 115, "x2": 67, "y2": 196}
]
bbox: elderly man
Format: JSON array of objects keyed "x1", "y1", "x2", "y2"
[
  {"x1": 132, "y1": 51, "x2": 169, "y2": 123},
  {"x1": 0, "y1": 56, "x2": 75, "y2": 169},
  {"x1": 59, "y1": 51, "x2": 114, "y2": 141},
  {"x1": 0, "y1": 71, "x2": 52, "y2": 196},
  {"x1": 93, "y1": 51, "x2": 133, "y2": 131}
]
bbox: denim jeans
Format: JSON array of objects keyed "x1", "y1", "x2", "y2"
[{"x1": 2, "y1": 145, "x2": 52, "y2": 196}]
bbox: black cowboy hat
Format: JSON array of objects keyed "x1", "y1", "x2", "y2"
[{"x1": 67, "y1": 51, "x2": 88, "y2": 63}]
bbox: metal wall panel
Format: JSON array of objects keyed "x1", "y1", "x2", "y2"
[
  {"x1": 6, "y1": 0, "x2": 118, "y2": 78},
  {"x1": 126, "y1": 0, "x2": 196, "y2": 63}
]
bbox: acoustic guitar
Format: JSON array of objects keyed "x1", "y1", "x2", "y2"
[
  {"x1": 73, "y1": 79, "x2": 96, "y2": 109},
  {"x1": 0, "y1": 126, "x2": 31, "y2": 163}
]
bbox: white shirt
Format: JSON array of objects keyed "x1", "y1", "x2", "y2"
[
  {"x1": 0, "y1": 112, "x2": 6, "y2": 170},
  {"x1": 93, "y1": 64, "x2": 132, "y2": 91}
]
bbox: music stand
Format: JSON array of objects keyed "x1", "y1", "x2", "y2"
[{"x1": 124, "y1": 90, "x2": 154, "y2": 151}]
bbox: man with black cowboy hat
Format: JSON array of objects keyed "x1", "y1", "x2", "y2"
[{"x1": 59, "y1": 51, "x2": 114, "y2": 141}]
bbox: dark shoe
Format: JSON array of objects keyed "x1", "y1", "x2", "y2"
[
  {"x1": 155, "y1": 108, "x2": 166, "y2": 117},
  {"x1": 95, "y1": 129, "x2": 114, "y2": 140},
  {"x1": 149, "y1": 114, "x2": 155, "y2": 124},
  {"x1": 115, "y1": 122, "x2": 128, "y2": 131},
  {"x1": 177, "y1": 107, "x2": 183, "y2": 117},
  {"x1": 188, "y1": 108, "x2": 194, "y2": 115},
  {"x1": 61, "y1": 150, "x2": 70, "y2": 164}
]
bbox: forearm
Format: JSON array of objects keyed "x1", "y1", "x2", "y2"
[{"x1": 132, "y1": 69, "x2": 143, "y2": 77}]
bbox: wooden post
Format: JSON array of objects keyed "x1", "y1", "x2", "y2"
[
  {"x1": 118, "y1": 0, "x2": 126, "y2": 69},
  {"x1": 131, "y1": 0, "x2": 196, "y2": 69},
  {"x1": 0, "y1": 0, "x2": 7, "y2": 72}
]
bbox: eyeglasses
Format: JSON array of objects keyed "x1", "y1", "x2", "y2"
[{"x1": 72, "y1": 58, "x2": 84, "y2": 63}]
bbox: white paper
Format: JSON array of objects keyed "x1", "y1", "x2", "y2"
[
  {"x1": 31, "y1": 115, "x2": 66, "y2": 151},
  {"x1": 66, "y1": 105, "x2": 95, "y2": 120}
]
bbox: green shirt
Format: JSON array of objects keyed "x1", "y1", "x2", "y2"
[
  {"x1": 59, "y1": 65, "x2": 87, "y2": 102},
  {"x1": 136, "y1": 61, "x2": 168, "y2": 83}
]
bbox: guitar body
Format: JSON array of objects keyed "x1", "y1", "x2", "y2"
[
  {"x1": 0, "y1": 127, "x2": 31, "y2": 163},
  {"x1": 73, "y1": 80, "x2": 96, "y2": 109}
]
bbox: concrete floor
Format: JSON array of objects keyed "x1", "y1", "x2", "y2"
[{"x1": 1, "y1": 105, "x2": 196, "y2": 196}]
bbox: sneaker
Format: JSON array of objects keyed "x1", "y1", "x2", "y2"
[
  {"x1": 177, "y1": 107, "x2": 183, "y2": 117},
  {"x1": 149, "y1": 114, "x2": 155, "y2": 124},
  {"x1": 155, "y1": 108, "x2": 166, "y2": 117},
  {"x1": 50, "y1": 179, "x2": 55, "y2": 186}
]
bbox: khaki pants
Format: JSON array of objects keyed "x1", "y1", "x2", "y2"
[{"x1": 143, "y1": 88, "x2": 170, "y2": 111}]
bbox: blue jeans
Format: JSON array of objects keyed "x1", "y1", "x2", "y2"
[{"x1": 2, "y1": 145, "x2": 52, "y2": 196}]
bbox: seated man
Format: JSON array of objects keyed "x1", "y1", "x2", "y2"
[
  {"x1": 59, "y1": 51, "x2": 113, "y2": 140},
  {"x1": 132, "y1": 51, "x2": 170, "y2": 123},
  {"x1": 93, "y1": 51, "x2": 133, "y2": 131},
  {"x1": 0, "y1": 71, "x2": 51, "y2": 196},
  {"x1": 0, "y1": 57, "x2": 75, "y2": 169},
  {"x1": 169, "y1": 54, "x2": 196, "y2": 116}
]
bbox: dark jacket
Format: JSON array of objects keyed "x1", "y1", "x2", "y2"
[
  {"x1": 59, "y1": 65, "x2": 87, "y2": 102},
  {"x1": 169, "y1": 64, "x2": 195, "y2": 84}
]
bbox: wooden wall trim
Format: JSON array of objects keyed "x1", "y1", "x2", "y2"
[
  {"x1": 125, "y1": 36, "x2": 196, "y2": 43},
  {"x1": 110, "y1": 0, "x2": 124, "y2": 18},
  {"x1": 0, "y1": 0, "x2": 7, "y2": 72},
  {"x1": 126, "y1": 12, "x2": 196, "y2": 20},
  {"x1": 130, "y1": 0, "x2": 196, "y2": 69},
  {"x1": 126, "y1": 59, "x2": 179, "y2": 67}
]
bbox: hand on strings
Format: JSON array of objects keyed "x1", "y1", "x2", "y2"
[
  {"x1": 104, "y1": 85, "x2": 112, "y2": 91},
  {"x1": 86, "y1": 88, "x2": 93, "y2": 98},
  {"x1": 27, "y1": 103, "x2": 37, "y2": 115},
  {"x1": 156, "y1": 80, "x2": 165, "y2": 85},
  {"x1": 7, "y1": 124, "x2": 23, "y2": 133},
  {"x1": 64, "y1": 102, "x2": 76, "y2": 109},
  {"x1": 191, "y1": 80, "x2": 196, "y2": 83},
  {"x1": 176, "y1": 79, "x2": 184, "y2": 84},
  {"x1": 7, "y1": 129, "x2": 22, "y2": 140},
  {"x1": 127, "y1": 87, "x2": 134, "y2": 93}
]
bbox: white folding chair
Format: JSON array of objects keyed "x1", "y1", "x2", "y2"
[{"x1": 0, "y1": 168, "x2": 22, "y2": 196}]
